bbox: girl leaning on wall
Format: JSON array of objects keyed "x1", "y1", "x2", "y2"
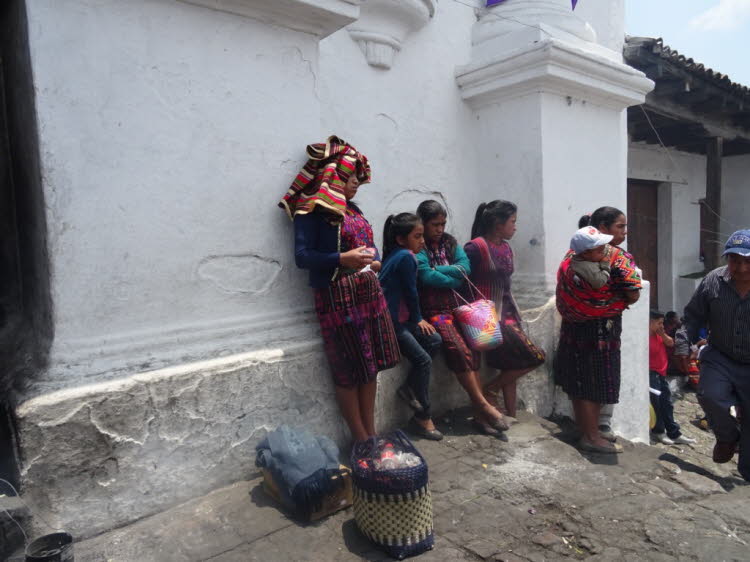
[
  {"x1": 415, "y1": 200, "x2": 509, "y2": 437},
  {"x1": 279, "y1": 136, "x2": 400, "y2": 443},
  {"x1": 465, "y1": 200, "x2": 546, "y2": 423}
]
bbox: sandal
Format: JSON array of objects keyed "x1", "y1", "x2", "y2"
[
  {"x1": 488, "y1": 414, "x2": 510, "y2": 432},
  {"x1": 408, "y1": 418, "x2": 444, "y2": 441},
  {"x1": 472, "y1": 418, "x2": 509, "y2": 441},
  {"x1": 479, "y1": 405, "x2": 510, "y2": 432},
  {"x1": 397, "y1": 385, "x2": 424, "y2": 413},
  {"x1": 578, "y1": 438, "x2": 623, "y2": 454},
  {"x1": 472, "y1": 418, "x2": 499, "y2": 436}
]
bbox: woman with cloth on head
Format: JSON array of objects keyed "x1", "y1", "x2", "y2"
[
  {"x1": 465, "y1": 200, "x2": 546, "y2": 422},
  {"x1": 577, "y1": 206, "x2": 640, "y2": 441},
  {"x1": 415, "y1": 200, "x2": 507, "y2": 437},
  {"x1": 279, "y1": 135, "x2": 400, "y2": 443},
  {"x1": 555, "y1": 207, "x2": 642, "y2": 454}
]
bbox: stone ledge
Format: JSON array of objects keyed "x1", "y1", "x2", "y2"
[
  {"x1": 34, "y1": 309, "x2": 319, "y2": 396},
  {"x1": 177, "y1": 0, "x2": 361, "y2": 37},
  {"x1": 457, "y1": 36, "x2": 654, "y2": 110}
]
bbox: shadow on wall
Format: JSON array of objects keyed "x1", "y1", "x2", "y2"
[{"x1": 0, "y1": 0, "x2": 53, "y2": 486}]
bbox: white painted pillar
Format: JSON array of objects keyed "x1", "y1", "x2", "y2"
[
  {"x1": 614, "y1": 280, "x2": 651, "y2": 443},
  {"x1": 457, "y1": 0, "x2": 653, "y2": 442},
  {"x1": 456, "y1": 0, "x2": 653, "y2": 307}
]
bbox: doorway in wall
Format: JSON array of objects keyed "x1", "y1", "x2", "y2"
[{"x1": 627, "y1": 179, "x2": 659, "y2": 308}]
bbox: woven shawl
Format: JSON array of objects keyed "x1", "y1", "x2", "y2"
[
  {"x1": 279, "y1": 135, "x2": 371, "y2": 222},
  {"x1": 556, "y1": 245, "x2": 642, "y2": 322}
]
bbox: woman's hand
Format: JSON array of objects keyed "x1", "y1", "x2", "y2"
[
  {"x1": 339, "y1": 246, "x2": 374, "y2": 269},
  {"x1": 370, "y1": 261, "x2": 381, "y2": 273},
  {"x1": 418, "y1": 320, "x2": 436, "y2": 335}
]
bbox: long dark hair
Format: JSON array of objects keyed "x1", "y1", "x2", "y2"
[
  {"x1": 471, "y1": 200, "x2": 517, "y2": 239},
  {"x1": 579, "y1": 206, "x2": 624, "y2": 230},
  {"x1": 382, "y1": 213, "x2": 421, "y2": 260},
  {"x1": 416, "y1": 200, "x2": 457, "y2": 257}
]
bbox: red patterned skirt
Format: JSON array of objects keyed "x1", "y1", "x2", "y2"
[
  {"x1": 486, "y1": 320, "x2": 546, "y2": 371},
  {"x1": 314, "y1": 271, "x2": 400, "y2": 387},
  {"x1": 554, "y1": 316, "x2": 622, "y2": 404},
  {"x1": 426, "y1": 313, "x2": 481, "y2": 374}
]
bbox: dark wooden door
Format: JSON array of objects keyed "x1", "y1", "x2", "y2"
[{"x1": 627, "y1": 180, "x2": 659, "y2": 308}]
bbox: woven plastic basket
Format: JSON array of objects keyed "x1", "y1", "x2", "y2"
[{"x1": 351, "y1": 431, "x2": 434, "y2": 559}]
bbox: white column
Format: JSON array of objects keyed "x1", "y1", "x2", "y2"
[{"x1": 456, "y1": 0, "x2": 653, "y2": 306}]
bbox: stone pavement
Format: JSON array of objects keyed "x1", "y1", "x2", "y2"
[{"x1": 28, "y1": 393, "x2": 750, "y2": 562}]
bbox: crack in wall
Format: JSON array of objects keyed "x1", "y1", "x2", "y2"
[{"x1": 197, "y1": 253, "x2": 282, "y2": 295}]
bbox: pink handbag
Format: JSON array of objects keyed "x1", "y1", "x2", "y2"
[{"x1": 452, "y1": 277, "x2": 503, "y2": 351}]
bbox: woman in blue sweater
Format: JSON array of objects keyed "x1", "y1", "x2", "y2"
[{"x1": 379, "y1": 213, "x2": 443, "y2": 440}]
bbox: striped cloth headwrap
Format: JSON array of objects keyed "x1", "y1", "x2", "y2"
[{"x1": 279, "y1": 135, "x2": 371, "y2": 222}]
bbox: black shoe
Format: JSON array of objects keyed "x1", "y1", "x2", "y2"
[{"x1": 408, "y1": 418, "x2": 443, "y2": 441}]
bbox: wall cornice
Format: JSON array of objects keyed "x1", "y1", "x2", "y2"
[
  {"x1": 347, "y1": 0, "x2": 436, "y2": 69},
  {"x1": 177, "y1": 0, "x2": 361, "y2": 37},
  {"x1": 457, "y1": 38, "x2": 654, "y2": 110}
]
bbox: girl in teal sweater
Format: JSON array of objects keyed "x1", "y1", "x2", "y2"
[{"x1": 416, "y1": 200, "x2": 510, "y2": 437}]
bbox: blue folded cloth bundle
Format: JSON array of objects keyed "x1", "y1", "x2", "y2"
[{"x1": 256, "y1": 425, "x2": 343, "y2": 518}]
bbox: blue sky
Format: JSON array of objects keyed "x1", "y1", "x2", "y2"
[{"x1": 626, "y1": 0, "x2": 750, "y2": 87}]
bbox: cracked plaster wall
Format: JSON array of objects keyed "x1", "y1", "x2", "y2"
[
  {"x1": 16, "y1": 293, "x2": 648, "y2": 538},
  {"x1": 16, "y1": 0, "x2": 649, "y2": 538},
  {"x1": 24, "y1": 0, "x2": 323, "y2": 392},
  {"x1": 318, "y1": 0, "x2": 481, "y2": 250}
]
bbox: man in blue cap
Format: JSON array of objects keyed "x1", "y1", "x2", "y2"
[{"x1": 684, "y1": 230, "x2": 750, "y2": 481}]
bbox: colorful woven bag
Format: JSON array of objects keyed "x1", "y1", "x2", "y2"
[
  {"x1": 452, "y1": 277, "x2": 503, "y2": 351},
  {"x1": 351, "y1": 431, "x2": 434, "y2": 560}
]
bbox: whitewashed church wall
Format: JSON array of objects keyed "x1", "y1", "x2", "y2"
[
  {"x1": 14, "y1": 0, "x2": 651, "y2": 538},
  {"x1": 722, "y1": 155, "x2": 750, "y2": 236},
  {"x1": 575, "y1": 0, "x2": 626, "y2": 55},
  {"x1": 24, "y1": 0, "x2": 335, "y2": 393},
  {"x1": 318, "y1": 0, "x2": 480, "y2": 247},
  {"x1": 541, "y1": 92, "x2": 629, "y2": 284}
]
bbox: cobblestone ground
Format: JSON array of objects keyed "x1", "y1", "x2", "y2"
[{"x1": 63, "y1": 389, "x2": 750, "y2": 562}]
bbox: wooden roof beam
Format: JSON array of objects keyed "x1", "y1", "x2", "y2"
[{"x1": 643, "y1": 98, "x2": 750, "y2": 143}]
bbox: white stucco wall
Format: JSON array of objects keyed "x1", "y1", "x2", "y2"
[
  {"x1": 628, "y1": 143, "x2": 707, "y2": 313},
  {"x1": 318, "y1": 0, "x2": 479, "y2": 248},
  {"x1": 27, "y1": 0, "x2": 331, "y2": 391},
  {"x1": 722, "y1": 154, "x2": 750, "y2": 234},
  {"x1": 15, "y1": 0, "x2": 652, "y2": 537},
  {"x1": 15, "y1": 0, "x2": 484, "y2": 537},
  {"x1": 575, "y1": 0, "x2": 625, "y2": 54},
  {"x1": 541, "y1": 92, "x2": 629, "y2": 284}
]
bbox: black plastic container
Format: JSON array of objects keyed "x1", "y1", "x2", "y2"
[{"x1": 25, "y1": 532, "x2": 74, "y2": 562}]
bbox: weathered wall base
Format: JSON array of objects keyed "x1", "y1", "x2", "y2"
[{"x1": 16, "y1": 295, "x2": 648, "y2": 538}]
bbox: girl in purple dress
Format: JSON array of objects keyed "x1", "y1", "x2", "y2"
[{"x1": 465, "y1": 200, "x2": 546, "y2": 420}]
